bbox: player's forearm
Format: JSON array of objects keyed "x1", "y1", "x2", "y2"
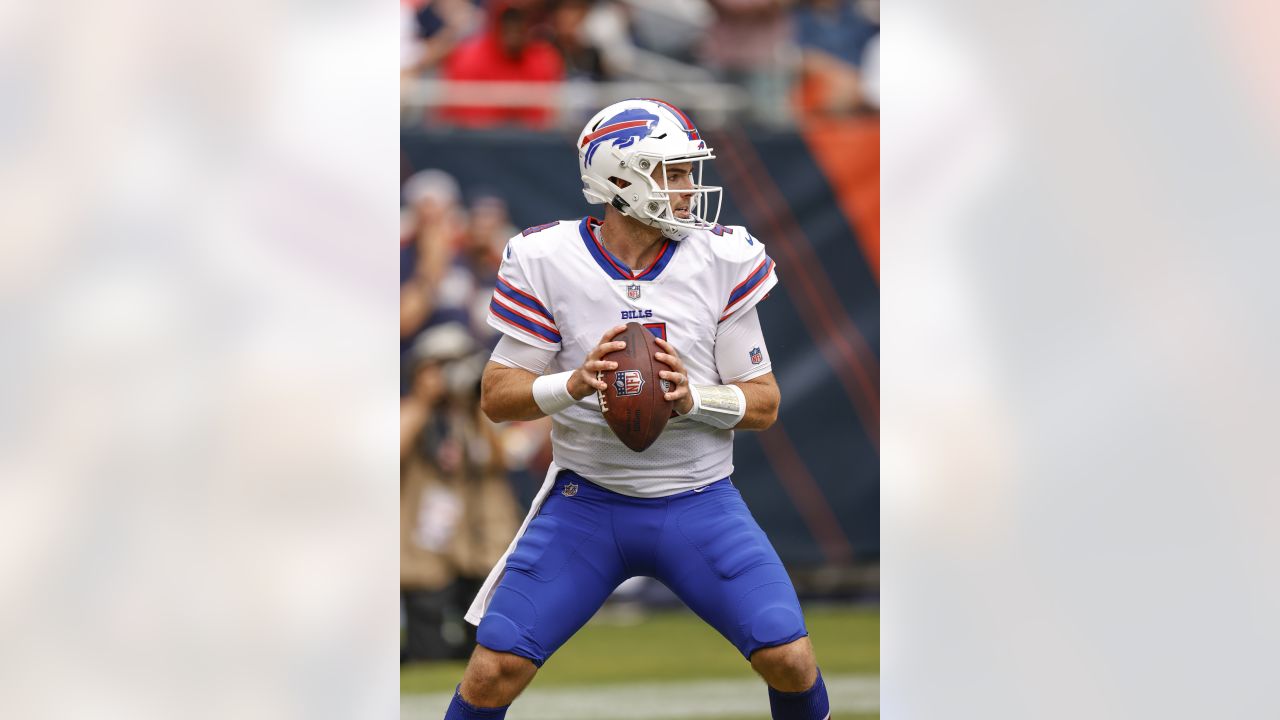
[
  {"x1": 399, "y1": 280, "x2": 435, "y2": 339},
  {"x1": 731, "y1": 379, "x2": 780, "y2": 430},
  {"x1": 480, "y1": 363, "x2": 547, "y2": 422}
]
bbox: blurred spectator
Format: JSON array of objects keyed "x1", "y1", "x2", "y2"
[
  {"x1": 400, "y1": 323, "x2": 469, "y2": 662},
  {"x1": 458, "y1": 194, "x2": 513, "y2": 283},
  {"x1": 401, "y1": 0, "x2": 483, "y2": 79},
  {"x1": 792, "y1": 0, "x2": 879, "y2": 117},
  {"x1": 439, "y1": 1, "x2": 565, "y2": 128},
  {"x1": 398, "y1": 186, "x2": 554, "y2": 662},
  {"x1": 545, "y1": 0, "x2": 610, "y2": 81},
  {"x1": 453, "y1": 193, "x2": 516, "y2": 345},
  {"x1": 699, "y1": 0, "x2": 796, "y2": 127},
  {"x1": 419, "y1": 192, "x2": 515, "y2": 351},
  {"x1": 627, "y1": 0, "x2": 710, "y2": 65},
  {"x1": 572, "y1": 1, "x2": 708, "y2": 86},
  {"x1": 402, "y1": 0, "x2": 424, "y2": 73},
  {"x1": 400, "y1": 169, "x2": 465, "y2": 348},
  {"x1": 401, "y1": 323, "x2": 521, "y2": 662}
]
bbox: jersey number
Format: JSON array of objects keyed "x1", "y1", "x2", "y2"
[{"x1": 643, "y1": 322, "x2": 667, "y2": 341}]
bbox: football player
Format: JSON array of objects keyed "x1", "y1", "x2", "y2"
[{"x1": 444, "y1": 98, "x2": 830, "y2": 720}]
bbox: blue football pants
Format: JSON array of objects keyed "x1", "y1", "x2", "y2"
[{"x1": 476, "y1": 470, "x2": 808, "y2": 665}]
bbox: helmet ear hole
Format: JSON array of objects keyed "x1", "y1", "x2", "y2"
[{"x1": 609, "y1": 177, "x2": 631, "y2": 189}]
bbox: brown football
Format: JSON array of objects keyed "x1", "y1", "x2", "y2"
[{"x1": 598, "y1": 322, "x2": 674, "y2": 452}]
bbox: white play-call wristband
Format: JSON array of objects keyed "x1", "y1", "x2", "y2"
[
  {"x1": 532, "y1": 371, "x2": 578, "y2": 416},
  {"x1": 681, "y1": 383, "x2": 747, "y2": 429}
]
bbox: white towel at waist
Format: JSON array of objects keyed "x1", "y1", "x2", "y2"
[{"x1": 464, "y1": 461, "x2": 561, "y2": 626}]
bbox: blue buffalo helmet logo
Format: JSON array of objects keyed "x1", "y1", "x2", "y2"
[{"x1": 583, "y1": 109, "x2": 661, "y2": 165}]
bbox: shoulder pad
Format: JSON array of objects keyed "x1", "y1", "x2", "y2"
[
  {"x1": 503, "y1": 220, "x2": 573, "y2": 262},
  {"x1": 706, "y1": 224, "x2": 765, "y2": 263}
]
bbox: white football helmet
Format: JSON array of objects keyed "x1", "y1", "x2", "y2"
[{"x1": 577, "y1": 98, "x2": 722, "y2": 239}]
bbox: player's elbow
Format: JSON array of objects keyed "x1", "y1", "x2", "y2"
[
  {"x1": 480, "y1": 385, "x2": 519, "y2": 423},
  {"x1": 480, "y1": 390, "x2": 502, "y2": 423},
  {"x1": 479, "y1": 368, "x2": 509, "y2": 423},
  {"x1": 482, "y1": 363, "x2": 542, "y2": 422},
  {"x1": 759, "y1": 383, "x2": 782, "y2": 429},
  {"x1": 740, "y1": 386, "x2": 780, "y2": 430},
  {"x1": 757, "y1": 397, "x2": 780, "y2": 429}
]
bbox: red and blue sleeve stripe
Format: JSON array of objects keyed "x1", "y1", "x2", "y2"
[
  {"x1": 490, "y1": 297, "x2": 562, "y2": 344},
  {"x1": 721, "y1": 256, "x2": 775, "y2": 320},
  {"x1": 495, "y1": 277, "x2": 556, "y2": 325}
]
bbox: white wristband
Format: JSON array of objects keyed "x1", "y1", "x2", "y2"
[
  {"x1": 681, "y1": 383, "x2": 747, "y2": 429},
  {"x1": 532, "y1": 371, "x2": 577, "y2": 416}
]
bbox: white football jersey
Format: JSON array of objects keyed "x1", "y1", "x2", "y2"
[{"x1": 487, "y1": 217, "x2": 778, "y2": 497}]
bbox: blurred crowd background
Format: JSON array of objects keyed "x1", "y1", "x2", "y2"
[
  {"x1": 400, "y1": 0, "x2": 879, "y2": 129},
  {"x1": 400, "y1": 0, "x2": 880, "y2": 664}
]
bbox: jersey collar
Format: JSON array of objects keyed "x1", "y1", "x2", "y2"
[{"x1": 578, "y1": 217, "x2": 678, "y2": 282}]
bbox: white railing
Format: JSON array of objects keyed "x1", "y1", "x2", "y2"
[{"x1": 400, "y1": 79, "x2": 754, "y2": 130}]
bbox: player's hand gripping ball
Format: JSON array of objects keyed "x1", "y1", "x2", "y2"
[{"x1": 597, "y1": 322, "x2": 674, "y2": 451}]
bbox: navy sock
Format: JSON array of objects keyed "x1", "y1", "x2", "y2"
[
  {"x1": 768, "y1": 668, "x2": 830, "y2": 720},
  {"x1": 443, "y1": 686, "x2": 509, "y2": 720}
]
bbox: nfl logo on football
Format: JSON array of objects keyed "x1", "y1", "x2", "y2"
[
  {"x1": 749, "y1": 346, "x2": 763, "y2": 365},
  {"x1": 626, "y1": 283, "x2": 641, "y2": 300},
  {"x1": 614, "y1": 369, "x2": 645, "y2": 396}
]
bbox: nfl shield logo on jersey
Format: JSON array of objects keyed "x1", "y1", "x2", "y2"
[
  {"x1": 626, "y1": 283, "x2": 641, "y2": 300},
  {"x1": 614, "y1": 369, "x2": 645, "y2": 396},
  {"x1": 749, "y1": 346, "x2": 763, "y2": 365}
]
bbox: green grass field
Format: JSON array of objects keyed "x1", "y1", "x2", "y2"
[{"x1": 402, "y1": 603, "x2": 879, "y2": 719}]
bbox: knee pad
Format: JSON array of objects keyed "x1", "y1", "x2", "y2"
[
  {"x1": 476, "y1": 589, "x2": 547, "y2": 666},
  {"x1": 477, "y1": 584, "x2": 537, "y2": 653},
  {"x1": 749, "y1": 603, "x2": 805, "y2": 647},
  {"x1": 739, "y1": 582, "x2": 806, "y2": 650},
  {"x1": 475, "y1": 613, "x2": 522, "y2": 654}
]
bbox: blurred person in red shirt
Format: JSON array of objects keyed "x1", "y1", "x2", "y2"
[{"x1": 439, "y1": 1, "x2": 564, "y2": 128}]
